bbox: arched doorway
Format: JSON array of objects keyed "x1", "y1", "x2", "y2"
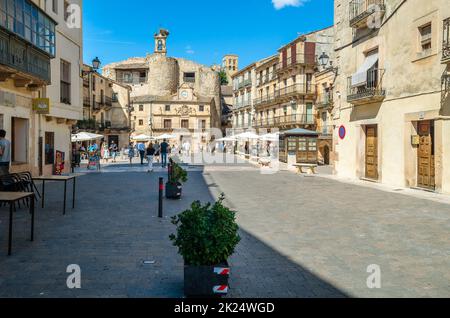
[{"x1": 324, "y1": 145, "x2": 330, "y2": 165}]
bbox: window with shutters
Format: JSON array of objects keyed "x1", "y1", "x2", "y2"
[{"x1": 60, "y1": 59, "x2": 71, "y2": 104}]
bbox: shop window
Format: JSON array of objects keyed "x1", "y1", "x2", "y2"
[{"x1": 45, "y1": 132, "x2": 55, "y2": 165}]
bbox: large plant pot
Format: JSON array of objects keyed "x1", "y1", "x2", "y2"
[
  {"x1": 166, "y1": 182, "x2": 182, "y2": 199},
  {"x1": 184, "y1": 262, "x2": 230, "y2": 298}
]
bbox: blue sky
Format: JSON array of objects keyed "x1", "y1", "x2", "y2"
[{"x1": 83, "y1": 0, "x2": 333, "y2": 69}]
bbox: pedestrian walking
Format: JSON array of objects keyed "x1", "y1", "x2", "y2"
[
  {"x1": 127, "y1": 143, "x2": 135, "y2": 166},
  {"x1": 153, "y1": 142, "x2": 161, "y2": 163},
  {"x1": 0, "y1": 129, "x2": 11, "y2": 176},
  {"x1": 109, "y1": 141, "x2": 118, "y2": 163},
  {"x1": 137, "y1": 142, "x2": 146, "y2": 165},
  {"x1": 146, "y1": 142, "x2": 155, "y2": 172},
  {"x1": 160, "y1": 139, "x2": 169, "y2": 168}
]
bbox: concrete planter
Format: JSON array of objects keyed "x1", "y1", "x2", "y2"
[
  {"x1": 166, "y1": 182, "x2": 182, "y2": 199},
  {"x1": 184, "y1": 262, "x2": 230, "y2": 298}
]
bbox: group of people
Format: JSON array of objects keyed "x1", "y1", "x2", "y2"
[{"x1": 127, "y1": 139, "x2": 170, "y2": 171}]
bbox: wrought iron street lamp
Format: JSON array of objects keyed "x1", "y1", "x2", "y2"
[
  {"x1": 92, "y1": 57, "x2": 101, "y2": 71},
  {"x1": 319, "y1": 52, "x2": 330, "y2": 68}
]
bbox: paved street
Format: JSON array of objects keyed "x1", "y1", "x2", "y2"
[{"x1": 0, "y1": 160, "x2": 449, "y2": 297}]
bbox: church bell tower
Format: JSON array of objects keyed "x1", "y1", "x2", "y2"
[{"x1": 154, "y1": 28, "x2": 169, "y2": 56}]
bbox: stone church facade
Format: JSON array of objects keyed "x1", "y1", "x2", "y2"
[{"x1": 103, "y1": 29, "x2": 221, "y2": 144}]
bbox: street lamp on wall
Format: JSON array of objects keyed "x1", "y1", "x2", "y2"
[
  {"x1": 92, "y1": 57, "x2": 101, "y2": 71},
  {"x1": 319, "y1": 52, "x2": 330, "y2": 68}
]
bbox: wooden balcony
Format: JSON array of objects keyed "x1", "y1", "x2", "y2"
[
  {"x1": 349, "y1": 0, "x2": 385, "y2": 29},
  {"x1": 347, "y1": 69, "x2": 386, "y2": 105},
  {"x1": 0, "y1": 29, "x2": 51, "y2": 87},
  {"x1": 443, "y1": 18, "x2": 450, "y2": 64}
]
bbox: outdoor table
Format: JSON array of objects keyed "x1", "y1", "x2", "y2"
[
  {"x1": 0, "y1": 192, "x2": 35, "y2": 256},
  {"x1": 33, "y1": 175, "x2": 77, "y2": 215}
]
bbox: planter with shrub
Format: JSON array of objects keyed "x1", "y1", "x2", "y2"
[
  {"x1": 170, "y1": 194, "x2": 240, "y2": 297},
  {"x1": 166, "y1": 159, "x2": 188, "y2": 199}
]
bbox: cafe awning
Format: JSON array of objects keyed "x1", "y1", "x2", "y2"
[
  {"x1": 280, "y1": 128, "x2": 319, "y2": 136},
  {"x1": 351, "y1": 53, "x2": 379, "y2": 87}
]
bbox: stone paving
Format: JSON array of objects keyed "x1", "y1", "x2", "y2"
[{"x1": 0, "y1": 159, "x2": 449, "y2": 298}]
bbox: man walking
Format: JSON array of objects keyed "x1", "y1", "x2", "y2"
[
  {"x1": 160, "y1": 139, "x2": 169, "y2": 168},
  {"x1": 0, "y1": 129, "x2": 11, "y2": 176},
  {"x1": 109, "y1": 141, "x2": 118, "y2": 163},
  {"x1": 137, "y1": 142, "x2": 146, "y2": 165}
]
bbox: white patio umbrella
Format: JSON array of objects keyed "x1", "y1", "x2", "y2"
[
  {"x1": 235, "y1": 132, "x2": 260, "y2": 140},
  {"x1": 131, "y1": 134, "x2": 154, "y2": 142},
  {"x1": 71, "y1": 132, "x2": 104, "y2": 142},
  {"x1": 259, "y1": 133, "x2": 280, "y2": 141},
  {"x1": 155, "y1": 133, "x2": 177, "y2": 140},
  {"x1": 216, "y1": 136, "x2": 238, "y2": 142}
]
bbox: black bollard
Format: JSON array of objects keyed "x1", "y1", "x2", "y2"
[{"x1": 158, "y1": 177, "x2": 164, "y2": 218}]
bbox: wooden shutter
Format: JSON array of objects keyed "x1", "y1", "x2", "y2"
[
  {"x1": 291, "y1": 44, "x2": 297, "y2": 65},
  {"x1": 304, "y1": 42, "x2": 316, "y2": 64}
]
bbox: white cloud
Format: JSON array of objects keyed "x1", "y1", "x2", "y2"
[
  {"x1": 272, "y1": 0, "x2": 306, "y2": 10},
  {"x1": 185, "y1": 45, "x2": 195, "y2": 55}
]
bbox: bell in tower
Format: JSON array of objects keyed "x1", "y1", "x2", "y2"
[{"x1": 154, "y1": 28, "x2": 169, "y2": 56}]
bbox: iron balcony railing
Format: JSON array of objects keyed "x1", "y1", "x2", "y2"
[
  {"x1": 93, "y1": 101, "x2": 101, "y2": 111},
  {"x1": 316, "y1": 92, "x2": 333, "y2": 109},
  {"x1": 277, "y1": 53, "x2": 317, "y2": 72},
  {"x1": 83, "y1": 97, "x2": 91, "y2": 107},
  {"x1": 349, "y1": 0, "x2": 385, "y2": 28},
  {"x1": 119, "y1": 76, "x2": 147, "y2": 84},
  {"x1": 277, "y1": 83, "x2": 316, "y2": 99},
  {"x1": 254, "y1": 93, "x2": 277, "y2": 107},
  {"x1": 443, "y1": 18, "x2": 450, "y2": 63},
  {"x1": 347, "y1": 68, "x2": 386, "y2": 103},
  {"x1": 255, "y1": 114, "x2": 315, "y2": 128},
  {"x1": 105, "y1": 96, "x2": 113, "y2": 107}
]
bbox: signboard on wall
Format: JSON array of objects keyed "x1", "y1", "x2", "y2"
[
  {"x1": 32, "y1": 98, "x2": 50, "y2": 114},
  {"x1": 54, "y1": 151, "x2": 65, "y2": 175}
]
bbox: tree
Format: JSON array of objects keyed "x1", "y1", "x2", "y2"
[{"x1": 218, "y1": 70, "x2": 229, "y2": 85}]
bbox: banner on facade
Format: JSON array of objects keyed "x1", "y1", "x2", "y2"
[
  {"x1": 32, "y1": 98, "x2": 50, "y2": 114},
  {"x1": 54, "y1": 151, "x2": 65, "y2": 175}
]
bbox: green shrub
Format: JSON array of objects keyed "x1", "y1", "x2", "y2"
[
  {"x1": 169, "y1": 194, "x2": 241, "y2": 266},
  {"x1": 169, "y1": 160, "x2": 188, "y2": 184}
]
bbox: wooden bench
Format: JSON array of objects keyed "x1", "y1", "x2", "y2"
[{"x1": 293, "y1": 163, "x2": 318, "y2": 175}]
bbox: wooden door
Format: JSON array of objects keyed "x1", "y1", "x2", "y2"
[
  {"x1": 365, "y1": 125, "x2": 378, "y2": 180},
  {"x1": 417, "y1": 121, "x2": 435, "y2": 189}
]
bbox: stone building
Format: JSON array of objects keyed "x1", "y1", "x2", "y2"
[
  {"x1": 230, "y1": 26, "x2": 335, "y2": 165},
  {"x1": 80, "y1": 64, "x2": 132, "y2": 150},
  {"x1": 0, "y1": 0, "x2": 83, "y2": 176},
  {"x1": 103, "y1": 29, "x2": 221, "y2": 147},
  {"x1": 231, "y1": 62, "x2": 257, "y2": 131},
  {"x1": 333, "y1": 0, "x2": 450, "y2": 193}
]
